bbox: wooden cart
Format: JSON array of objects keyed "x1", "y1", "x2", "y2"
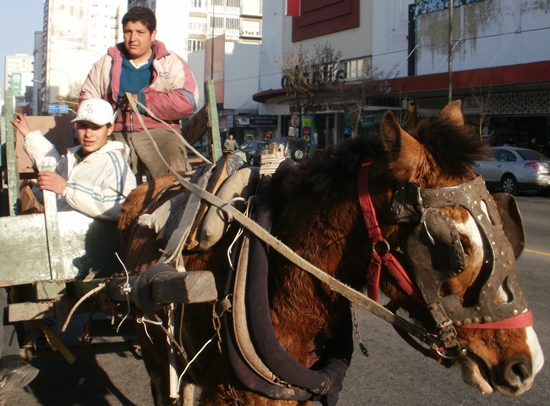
[{"x1": 0, "y1": 82, "x2": 222, "y2": 360}]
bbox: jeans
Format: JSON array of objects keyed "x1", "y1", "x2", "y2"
[{"x1": 112, "y1": 128, "x2": 191, "y2": 179}]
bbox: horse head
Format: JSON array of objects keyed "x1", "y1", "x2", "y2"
[{"x1": 374, "y1": 100, "x2": 544, "y2": 396}]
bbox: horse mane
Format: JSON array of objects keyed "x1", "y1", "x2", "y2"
[
  {"x1": 271, "y1": 136, "x2": 381, "y2": 207},
  {"x1": 413, "y1": 117, "x2": 490, "y2": 178}
]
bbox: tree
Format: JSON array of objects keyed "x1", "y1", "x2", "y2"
[{"x1": 278, "y1": 42, "x2": 345, "y2": 117}]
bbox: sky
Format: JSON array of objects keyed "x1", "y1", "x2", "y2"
[{"x1": 0, "y1": 0, "x2": 44, "y2": 90}]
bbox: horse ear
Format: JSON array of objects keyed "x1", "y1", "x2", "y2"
[
  {"x1": 380, "y1": 110, "x2": 427, "y2": 182},
  {"x1": 440, "y1": 100, "x2": 464, "y2": 127}
]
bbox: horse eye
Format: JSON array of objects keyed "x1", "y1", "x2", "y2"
[{"x1": 459, "y1": 234, "x2": 473, "y2": 257}]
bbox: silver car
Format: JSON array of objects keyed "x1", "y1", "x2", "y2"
[{"x1": 474, "y1": 146, "x2": 550, "y2": 195}]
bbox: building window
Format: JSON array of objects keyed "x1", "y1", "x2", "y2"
[
  {"x1": 227, "y1": 0, "x2": 240, "y2": 7},
  {"x1": 191, "y1": 0, "x2": 202, "y2": 7},
  {"x1": 210, "y1": 16, "x2": 224, "y2": 28},
  {"x1": 226, "y1": 18, "x2": 239, "y2": 30},
  {"x1": 188, "y1": 39, "x2": 204, "y2": 52},
  {"x1": 343, "y1": 57, "x2": 371, "y2": 80},
  {"x1": 213, "y1": 0, "x2": 223, "y2": 6}
]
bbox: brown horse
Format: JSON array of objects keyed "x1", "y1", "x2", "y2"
[{"x1": 119, "y1": 101, "x2": 543, "y2": 405}]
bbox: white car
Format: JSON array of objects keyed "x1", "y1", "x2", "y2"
[{"x1": 474, "y1": 146, "x2": 550, "y2": 195}]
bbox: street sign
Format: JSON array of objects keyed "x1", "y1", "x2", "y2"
[{"x1": 48, "y1": 104, "x2": 69, "y2": 114}]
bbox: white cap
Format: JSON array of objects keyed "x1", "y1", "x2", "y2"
[{"x1": 72, "y1": 99, "x2": 114, "y2": 126}]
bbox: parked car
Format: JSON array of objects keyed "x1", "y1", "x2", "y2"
[
  {"x1": 237, "y1": 140, "x2": 269, "y2": 166},
  {"x1": 271, "y1": 137, "x2": 308, "y2": 162},
  {"x1": 473, "y1": 146, "x2": 550, "y2": 195}
]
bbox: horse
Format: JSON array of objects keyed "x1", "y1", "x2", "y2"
[{"x1": 118, "y1": 101, "x2": 544, "y2": 405}]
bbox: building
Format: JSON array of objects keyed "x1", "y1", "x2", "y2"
[
  {"x1": 4, "y1": 54, "x2": 35, "y2": 113},
  {"x1": 188, "y1": 41, "x2": 265, "y2": 143},
  {"x1": 40, "y1": 0, "x2": 127, "y2": 114},
  {"x1": 252, "y1": 0, "x2": 550, "y2": 150},
  {"x1": 128, "y1": 0, "x2": 262, "y2": 58}
]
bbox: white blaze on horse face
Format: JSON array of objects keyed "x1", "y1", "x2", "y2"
[
  {"x1": 453, "y1": 212, "x2": 484, "y2": 271},
  {"x1": 527, "y1": 324, "x2": 544, "y2": 376}
]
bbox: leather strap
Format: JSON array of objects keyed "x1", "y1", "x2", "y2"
[{"x1": 358, "y1": 161, "x2": 424, "y2": 304}]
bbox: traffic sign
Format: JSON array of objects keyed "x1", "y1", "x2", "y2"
[{"x1": 48, "y1": 104, "x2": 69, "y2": 114}]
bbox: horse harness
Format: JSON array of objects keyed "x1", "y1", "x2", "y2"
[{"x1": 358, "y1": 160, "x2": 534, "y2": 360}]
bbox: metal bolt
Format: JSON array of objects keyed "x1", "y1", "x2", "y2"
[
  {"x1": 463, "y1": 319, "x2": 472, "y2": 326},
  {"x1": 483, "y1": 316, "x2": 492, "y2": 323},
  {"x1": 512, "y1": 309, "x2": 519, "y2": 316},
  {"x1": 473, "y1": 317, "x2": 480, "y2": 324}
]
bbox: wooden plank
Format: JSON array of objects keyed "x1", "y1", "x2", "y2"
[
  {"x1": 0, "y1": 210, "x2": 121, "y2": 285},
  {"x1": 103, "y1": 271, "x2": 218, "y2": 304},
  {"x1": 4, "y1": 90, "x2": 19, "y2": 216},
  {"x1": 8, "y1": 301, "x2": 55, "y2": 322},
  {"x1": 181, "y1": 105, "x2": 209, "y2": 147},
  {"x1": 0, "y1": 213, "x2": 51, "y2": 285},
  {"x1": 205, "y1": 80, "x2": 222, "y2": 162}
]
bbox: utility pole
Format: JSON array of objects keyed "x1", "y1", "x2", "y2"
[{"x1": 448, "y1": 0, "x2": 454, "y2": 104}]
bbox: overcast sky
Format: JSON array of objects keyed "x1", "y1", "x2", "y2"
[{"x1": 1, "y1": 0, "x2": 43, "y2": 90}]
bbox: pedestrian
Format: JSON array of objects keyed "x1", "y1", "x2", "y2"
[
  {"x1": 503, "y1": 137, "x2": 514, "y2": 146},
  {"x1": 224, "y1": 134, "x2": 239, "y2": 152},
  {"x1": 11, "y1": 99, "x2": 136, "y2": 220},
  {"x1": 529, "y1": 137, "x2": 538, "y2": 151},
  {"x1": 79, "y1": 6, "x2": 199, "y2": 180}
]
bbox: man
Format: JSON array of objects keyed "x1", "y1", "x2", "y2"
[
  {"x1": 11, "y1": 99, "x2": 136, "y2": 220},
  {"x1": 79, "y1": 6, "x2": 199, "y2": 180},
  {"x1": 224, "y1": 134, "x2": 239, "y2": 151}
]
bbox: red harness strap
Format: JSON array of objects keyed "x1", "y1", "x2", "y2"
[
  {"x1": 461, "y1": 310, "x2": 534, "y2": 329},
  {"x1": 358, "y1": 161, "x2": 424, "y2": 305}
]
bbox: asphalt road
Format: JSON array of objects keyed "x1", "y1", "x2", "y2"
[{"x1": 7, "y1": 195, "x2": 550, "y2": 406}]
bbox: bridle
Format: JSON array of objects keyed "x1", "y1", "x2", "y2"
[{"x1": 358, "y1": 160, "x2": 534, "y2": 361}]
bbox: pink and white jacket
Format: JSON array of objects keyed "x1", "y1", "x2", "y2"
[{"x1": 80, "y1": 40, "x2": 199, "y2": 133}]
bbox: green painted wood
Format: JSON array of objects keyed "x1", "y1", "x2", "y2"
[
  {"x1": 1, "y1": 116, "x2": 7, "y2": 216},
  {"x1": 4, "y1": 91, "x2": 19, "y2": 216},
  {"x1": 0, "y1": 210, "x2": 121, "y2": 286},
  {"x1": 205, "y1": 80, "x2": 222, "y2": 162}
]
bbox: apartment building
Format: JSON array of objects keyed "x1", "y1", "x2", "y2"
[{"x1": 40, "y1": 0, "x2": 127, "y2": 113}]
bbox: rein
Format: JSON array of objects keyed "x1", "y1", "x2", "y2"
[{"x1": 357, "y1": 160, "x2": 534, "y2": 359}]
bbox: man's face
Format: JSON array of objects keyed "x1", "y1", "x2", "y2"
[
  {"x1": 123, "y1": 21, "x2": 156, "y2": 63},
  {"x1": 76, "y1": 122, "x2": 114, "y2": 155}
]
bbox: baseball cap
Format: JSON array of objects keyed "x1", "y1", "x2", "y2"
[{"x1": 72, "y1": 99, "x2": 114, "y2": 126}]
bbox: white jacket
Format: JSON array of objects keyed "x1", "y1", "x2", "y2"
[{"x1": 24, "y1": 130, "x2": 137, "y2": 220}]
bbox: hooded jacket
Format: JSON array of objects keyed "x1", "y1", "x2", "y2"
[
  {"x1": 79, "y1": 40, "x2": 199, "y2": 133},
  {"x1": 24, "y1": 130, "x2": 137, "y2": 220}
]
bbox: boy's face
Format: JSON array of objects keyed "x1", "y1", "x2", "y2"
[
  {"x1": 76, "y1": 121, "x2": 113, "y2": 155},
  {"x1": 123, "y1": 20, "x2": 157, "y2": 63}
]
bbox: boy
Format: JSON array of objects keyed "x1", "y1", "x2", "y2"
[{"x1": 11, "y1": 98, "x2": 136, "y2": 220}]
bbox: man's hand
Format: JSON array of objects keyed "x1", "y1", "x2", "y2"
[
  {"x1": 37, "y1": 171, "x2": 67, "y2": 195},
  {"x1": 10, "y1": 113, "x2": 32, "y2": 136},
  {"x1": 118, "y1": 94, "x2": 138, "y2": 111}
]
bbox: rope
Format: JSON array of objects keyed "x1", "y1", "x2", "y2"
[{"x1": 61, "y1": 283, "x2": 105, "y2": 332}]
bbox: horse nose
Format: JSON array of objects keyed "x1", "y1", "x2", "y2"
[{"x1": 503, "y1": 355, "x2": 532, "y2": 389}]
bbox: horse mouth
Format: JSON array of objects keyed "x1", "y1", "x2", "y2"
[
  {"x1": 458, "y1": 351, "x2": 494, "y2": 395},
  {"x1": 458, "y1": 350, "x2": 534, "y2": 397}
]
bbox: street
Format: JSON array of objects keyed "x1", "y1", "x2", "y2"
[{"x1": 7, "y1": 195, "x2": 550, "y2": 406}]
